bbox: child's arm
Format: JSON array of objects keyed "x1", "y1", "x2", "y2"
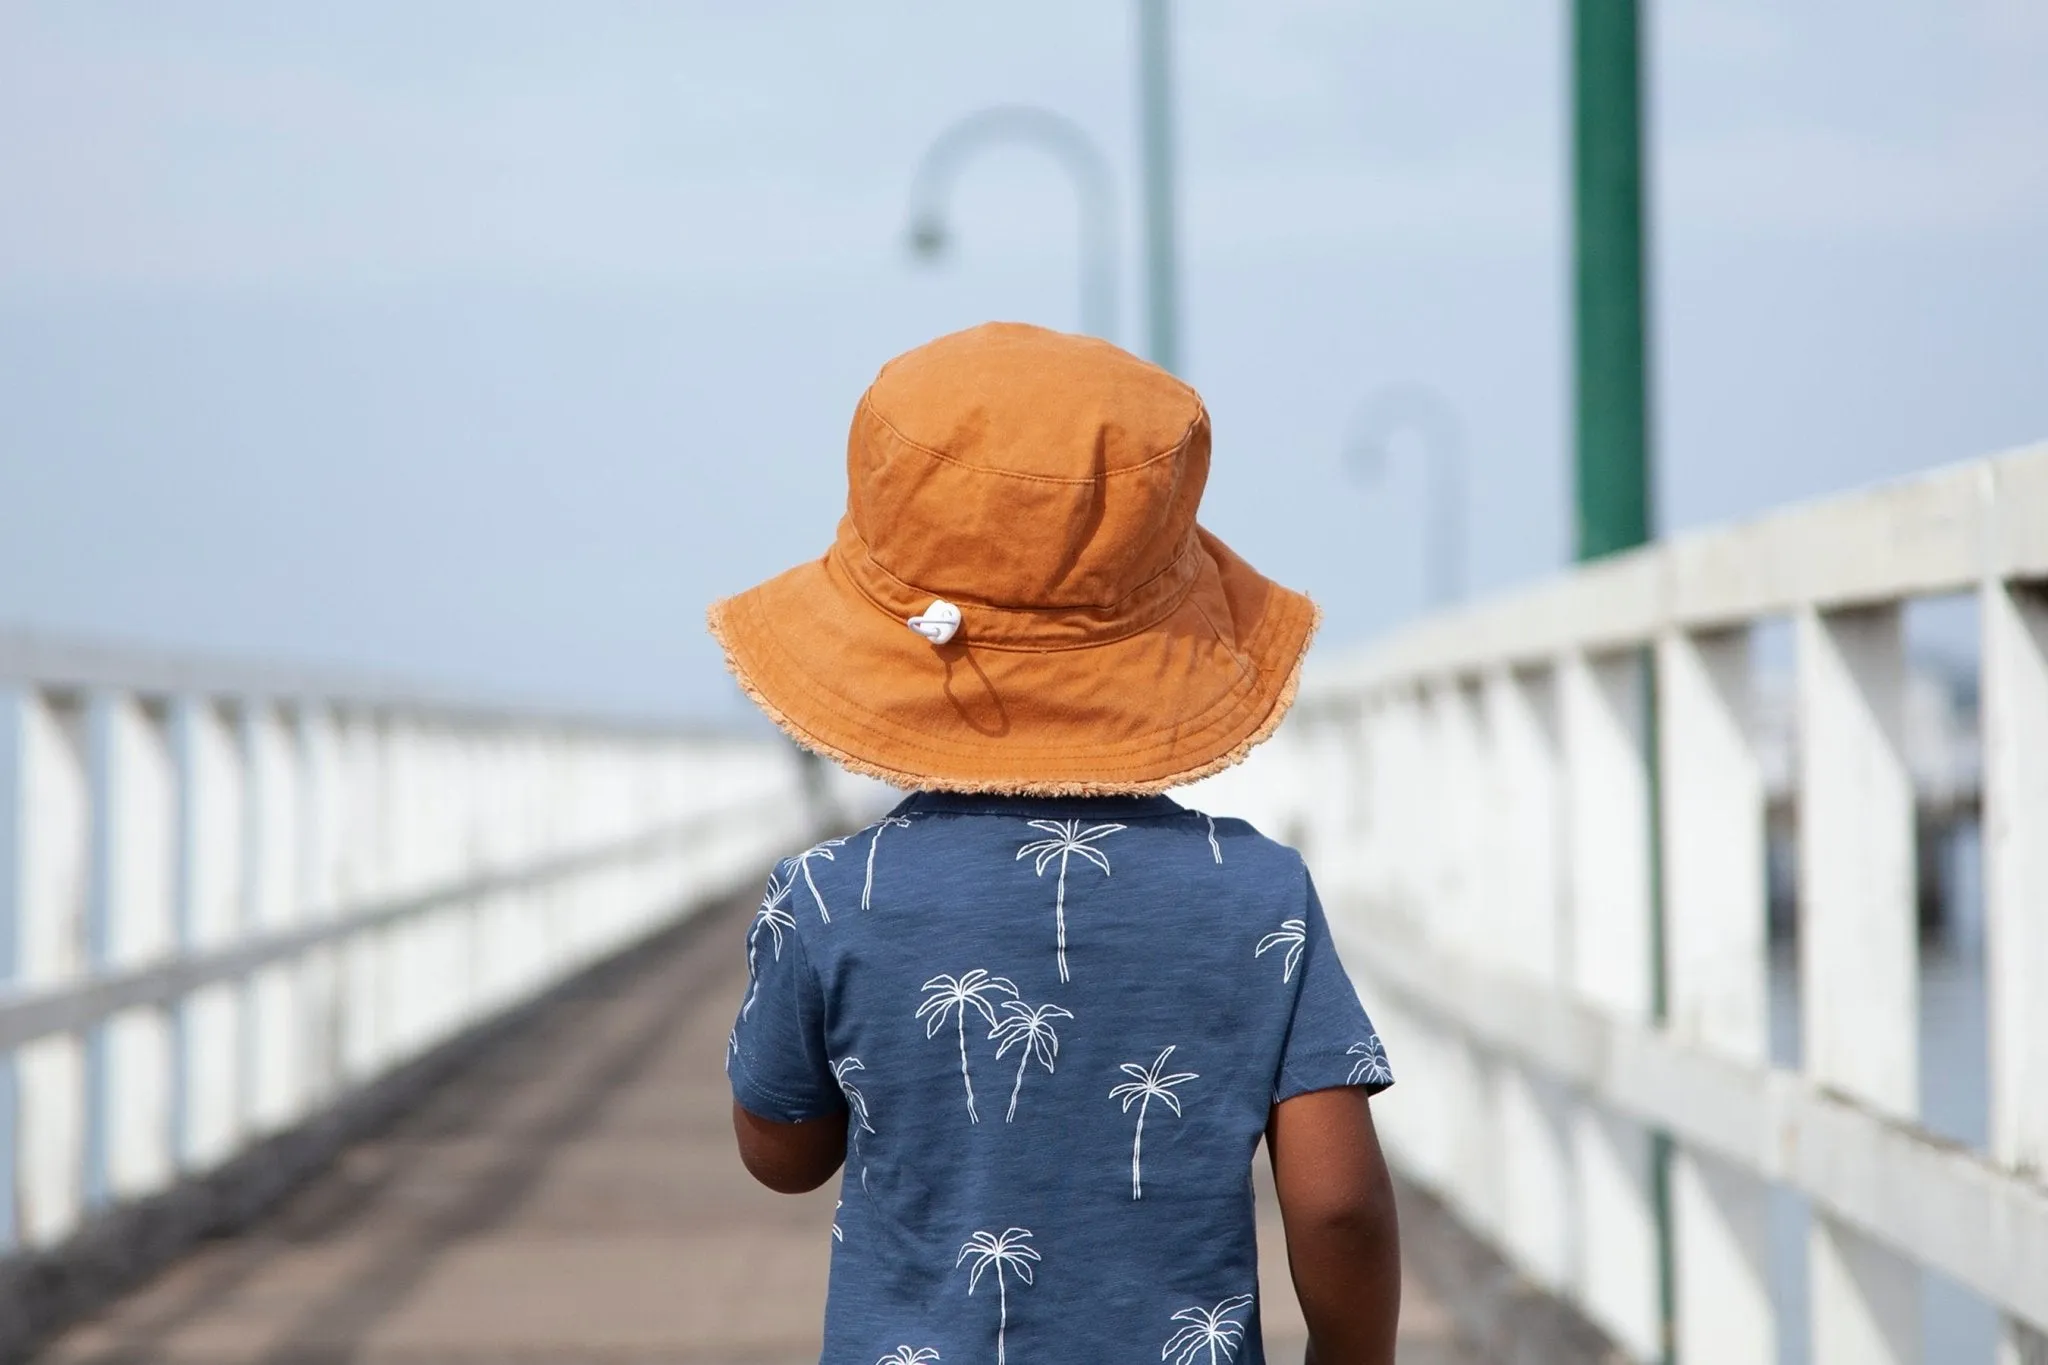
[
  {"x1": 1266, "y1": 1086, "x2": 1402, "y2": 1365},
  {"x1": 731, "y1": 1102, "x2": 847, "y2": 1194}
]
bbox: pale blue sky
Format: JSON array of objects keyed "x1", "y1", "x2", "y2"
[{"x1": 2, "y1": 2, "x2": 2043, "y2": 716}]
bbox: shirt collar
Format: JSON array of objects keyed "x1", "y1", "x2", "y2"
[{"x1": 893, "y1": 790, "x2": 1186, "y2": 821}]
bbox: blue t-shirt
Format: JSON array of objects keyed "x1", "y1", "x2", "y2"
[{"x1": 728, "y1": 790, "x2": 1391, "y2": 1365}]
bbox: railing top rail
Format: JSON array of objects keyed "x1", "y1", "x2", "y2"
[
  {"x1": 1308, "y1": 439, "x2": 2048, "y2": 698},
  {"x1": 0, "y1": 624, "x2": 762, "y2": 739},
  {"x1": 0, "y1": 800, "x2": 769, "y2": 1052}
]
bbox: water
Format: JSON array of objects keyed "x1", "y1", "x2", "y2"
[{"x1": 1764, "y1": 821, "x2": 1996, "y2": 1364}]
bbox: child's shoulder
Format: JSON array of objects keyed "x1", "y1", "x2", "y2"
[
  {"x1": 758, "y1": 823, "x2": 880, "y2": 927},
  {"x1": 1174, "y1": 804, "x2": 1306, "y2": 871}
]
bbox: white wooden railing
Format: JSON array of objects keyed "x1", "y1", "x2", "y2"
[
  {"x1": 0, "y1": 631, "x2": 812, "y2": 1255},
  {"x1": 1191, "y1": 442, "x2": 2048, "y2": 1364}
]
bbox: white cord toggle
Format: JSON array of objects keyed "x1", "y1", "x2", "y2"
[{"x1": 907, "y1": 599, "x2": 962, "y2": 645}]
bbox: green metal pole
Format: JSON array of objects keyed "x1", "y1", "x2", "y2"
[
  {"x1": 1573, "y1": 6, "x2": 1672, "y2": 1363},
  {"x1": 1573, "y1": 0, "x2": 1652, "y2": 561},
  {"x1": 1136, "y1": 0, "x2": 1181, "y2": 374}
]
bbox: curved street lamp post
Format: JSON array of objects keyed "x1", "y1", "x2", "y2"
[
  {"x1": 904, "y1": 106, "x2": 1119, "y2": 344},
  {"x1": 1344, "y1": 386, "x2": 1468, "y2": 609}
]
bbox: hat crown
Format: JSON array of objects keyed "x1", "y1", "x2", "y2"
[{"x1": 846, "y1": 323, "x2": 1209, "y2": 613}]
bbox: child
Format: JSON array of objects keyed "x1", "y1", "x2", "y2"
[{"x1": 712, "y1": 323, "x2": 1400, "y2": 1364}]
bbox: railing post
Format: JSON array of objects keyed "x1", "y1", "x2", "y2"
[
  {"x1": 1485, "y1": 666, "x2": 1575, "y2": 1292},
  {"x1": 1484, "y1": 668, "x2": 1568, "y2": 987},
  {"x1": 1356, "y1": 701, "x2": 1396, "y2": 921},
  {"x1": 173, "y1": 697, "x2": 246, "y2": 1173},
  {"x1": 0, "y1": 687, "x2": 22, "y2": 1249},
  {"x1": 1797, "y1": 603, "x2": 1921, "y2": 1365},
  {"x1": 1657, "y1": 627, "x2": 1774, "y2": 1363},
  {"x1": 1984, "y1": 577, "x2": 2048, "y2": 1364},
  {"x1": 1562, "y1": 648, "x2": 1660, "y2": 1360},
  {"x1": 1458, "y1": 675, "x2": 1518, "y2": 1262},
  {"x1": 1442, "y1": 1023, "x2": 1506, "y2": 1250},
  {"x1": 1341, "y1": 694, "x2": 1452, "y2": 1193},
  {"x1": 89, "y1": 694, "x2": 179, "y2": 1207},
  {"x1": 10, "y1": 689, "x2": 90, "y2": 1247},
  {"x1": 336, "y1": 711, "x2": 382, "y2": 1084},
  {"x1": 296, "y1": 704, "x2": 344, "y2": 1108},
  {"x1": 1411, "y1": 681, "x2": 1510, "y2": 1254},
  {"x1": 243, "y1": 702, "x2": 304, "y2": 1135},
  {"x1": 1381, "y1": 692, "x2": 1431, "y2": 933},
  {"x1": 1426, "y1": 681, "x2": 1486, "y2": 967},
  {"x1": 82, "y1": 695, "x2": 175, "y2": 1203}
]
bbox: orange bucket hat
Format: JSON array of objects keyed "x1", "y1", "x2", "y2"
[{"x1": 707, "y1": 321, "x2": 1319, "y2": 795}]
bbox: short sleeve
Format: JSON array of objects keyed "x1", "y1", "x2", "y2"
[
  {"x1": 728, "y1": 875, "x2": 843, "y2": 1123},
  {"x1": 1274, "y1": 867, "x2": 1394, "y2": 1101}
]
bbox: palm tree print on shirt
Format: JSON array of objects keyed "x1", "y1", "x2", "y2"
[
  {"x1": 741, "y1": 870, "x2": 798, "y2": 1021},
  {"x1": 917, "y1": 971, "x2": 1019, "y2": 1123},
  {"x1": 1016, "y1": 820, "x2": 1125, "y2": 982},
  {"x1": 783, "y1": 835, "x2": 849, "y2": 923},
  {"x1": 1202, "y1": 813, "x2": 1223, "y2": 864},
  {"x1": 833, "y1": 1056, "x2": 876, "y2": 1138},
  {"x1": 1162, "y1": 1294, "x2": 1255, "y2": 1365},
  {"x1": 1253, "y1": 919, "x2": 1306, "y2": 984},
  {"x1": 877, "y1": 1349, "x2": 941, "y2": 1365},
  {"x1": 1347, "y1": 1036, "x2": 1393, "y2": 1087},
  {"x1": 989, "y1": 1000, "x2": 1073, "y2": 1123},
  {"x1": 833, "y1": 1056, "x2": 876, "y2": 1191},
  {"x1": 1109, "y1": 1046, "x2": 1199, "y2": 1199},
  {"x1": 862, "y1": 814, "x2": 915, "y2": 910},
  {"x1": 958, "y1": 1227, "x2": 1039, "y2": 1365}
]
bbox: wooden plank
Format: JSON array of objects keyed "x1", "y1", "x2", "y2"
[
  {"x1": 1992, "y1": 446, "x2": 2048, "y2": 580},
  {"x1": 11, "y1": 688, "x2": 90, "y2": 1248},
  {"x1": 1672, "y1": 1149, "x2": 1773, "y2": 1365},
  {"x1": 0, "y1": 626, "x2": 733, "y2": 740},
  {"x1": 1812, "y1": 1218, "x2": 1923, "y2": 1365},
  {"x1": 94, "y1": 696, "x2": 177, "y2": 1204},
  {"x1": 243, "y1": 703, "x2": 303, "y2": 1136},
  {"x1": 0, "y1": 687, "x2": 21, "y2": 1247},
  {"x1": 336, "y1": 712, "x2": 389, "y2": 1083},
  {"x1": 1306, "y1": 442, "x2": 2048, "y2": 699},
  {"x1": 1424, "y1": 681, "x2": 1487, "y2": 967},
  {"x1": 1497, "y1": 1065, "x2": 1574, "y2": 1294},
  {"x1": 1482, "y1": 666, "x2": 1565, "y2": 988},
  {"x1": 1575, "y1": 1107, "x2": 1659, "y2": 1361},
  {"x1": 1442, "y1": 1032, "x2": 1507, "y2": 1252},
  {"x1": 1560, "y1": 648, "x2": 1658, "y2": 1359},
  {"x1": 1669, "y1": 458, "x2": 1987, "y2": 622},
  {"x1": 1985, "y1": 578, "x2": 2048, "y2": 1356},
  {"x1": 1797, "y1": 604, "x2": 1921, "y2": 1365},
  {"x1": 1562, "y1": 651, "x2": 1653, "y2": 1021},
  {"x1": 1658, "y1": 626, "x2": 1774, "y2": 1362},
  {"x1": 173, "y1": 697, "x2": 245, "y2": 1174},
  {"x1": 0, "y1": 815, "x2": 762, "y2": 1051},
  {"x1": 1658, "y1": 628, "x2": 1768, "y2": 1064},
  {"x1": 295, "y1": 706, "x2": 344, "y2": 1109},
  {"x1": 1481, "y1": 666, "x2": 1575, "y2": 1296},
  {"x1": 1985, "y1": 580, "x2": 2048, "y2": 1188}
]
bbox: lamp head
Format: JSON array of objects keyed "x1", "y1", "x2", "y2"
[
  {"x1": 1344, "y1": 436, "x2": 1387, "y2": 484},
  {"x1": 907, "y1": 216, "x2": 949, "y2": 262}
]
